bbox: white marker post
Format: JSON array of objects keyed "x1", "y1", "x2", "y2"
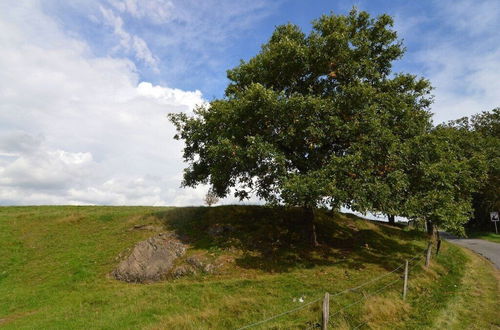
[{"x1": 491, "y1": 211, "x2": 499, "y2": 234}]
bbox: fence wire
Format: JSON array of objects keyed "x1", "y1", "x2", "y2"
[
  {"x1": 328, "y1": 277, "x2": 401, "y2": 324},
  {"x1": 236, "y1": 296, "x2": 322, "y2": 330},
  {"x1": 236, "y1": 253, "x2": 425, "y2": 329}
]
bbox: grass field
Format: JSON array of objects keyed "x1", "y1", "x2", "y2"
[
  {"x1": 0, "y1": 205, "x2": 498, "y2": 329},
  {"x1": 467, "y1": 230, "x2": 500, "y2": 243}
]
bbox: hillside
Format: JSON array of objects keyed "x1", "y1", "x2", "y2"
[{"x1": 0, "y1": 206, "x2": 498, "y2": 329}]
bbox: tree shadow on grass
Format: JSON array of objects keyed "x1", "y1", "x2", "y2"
[{"x1": 148, "y1": 205, "x2": 426, "y2": 273}]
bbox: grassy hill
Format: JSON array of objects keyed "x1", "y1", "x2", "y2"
[{"x1": 0, "y1": 206, "x2": 498, "y2": 329}]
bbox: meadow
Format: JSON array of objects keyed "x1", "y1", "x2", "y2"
[{"x1": 0, "y1": 206, "x2": 498, "y2": 329}]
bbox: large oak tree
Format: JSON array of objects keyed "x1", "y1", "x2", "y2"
[{"x1": 169, "y1": 9, "x2": 432, "y2": 246}]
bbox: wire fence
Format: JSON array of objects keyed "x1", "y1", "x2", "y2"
[
  {"x1": 236, "y1": 296, "x2": 323, "y2": 330},
  {"x1": 326, "y1": 277, "x2": 401, "y2": 329},
  {"x1": 329, "y1": 278, "x2": 401, "y2": 321},
  {"x1": 352, "y1": 319, "x2": 368, "y2": 330},
  {"x1": 236, "y1": 253, "x2": 425, "y2": 329}
]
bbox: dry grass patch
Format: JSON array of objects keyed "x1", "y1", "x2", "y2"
[
  {"x1": 408, "y1": 261, "x2": 445, "y2": 295},
  {"x1": 55, "y1": 213, "x2": 85, "y2": 224},
  {"x1": 362, "y1": 293, "x2": 410, "y2": 329},
  {"x1": 149, "y1": 295, "x2": 262, "y2": 330},
  {"x1": 0, "y1": 310, "x2": 39, "y2": 326},
  {"x1": 149, "y1": 308, "x2": 221, "y2": 330},
  {"x1": 334, "y1": 317, "x2": 353, "y2": 330}
]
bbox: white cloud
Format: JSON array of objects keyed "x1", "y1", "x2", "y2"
[
  {"x1": 67, "y1": 177, "x2": 168, "y2": 206},
  {"x1": 99, "y1": 5, "x2": 159, "y2": 70},
  {"x1": 0, "y1": 143, "x2": 94, "y2": 191},
  {"x1": 7, "y1": 0, "x2": 497, "y2": 208},
  {"x1": 435, "y1": 0, "x2": 500, "y2": 36},
  {"x1": 398, "y1": 0, "x2": 500, "y2": 124},
  {"x1": 0, "y1": 132, "x2": 42, "y2": 155},
  {"x1": 417, "y1": 45, "x2": 500, "y2": 123},
  {"x1": 0, "y1": 1, "x2": 213, "y2": 206},
  {"x1": 128, "y1": 0, "x2": 281, "y2": 92},
  {"x1": 137, "y1": 82, "x2": 204, "y2": 109},
  {"x1": 109, "y1": 0, "x2": 174, "y2": 24},
  {"x1": 44, "y1": 0, "x2": 280, "y2": 99}
]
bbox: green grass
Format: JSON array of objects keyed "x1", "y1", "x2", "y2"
[
  {"x1": 0, "y1": 205, "x2": 497, "y2": 329},
  {"x1": 402, "y1": 244, "x2": 468, "y2": 329},
  {"x1": 467, "y1": 230, "x2": 500, "y2": 243},
  {"x1": 430, "y1": 248, "x2": 499, "y2": 329}
]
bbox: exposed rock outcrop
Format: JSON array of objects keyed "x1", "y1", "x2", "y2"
[{"x1": 112, "y1": 233, "x2": 186, "y2": 283}]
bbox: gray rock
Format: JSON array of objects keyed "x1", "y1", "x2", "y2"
[
  {"x1": 172, "y1": 265, "x2": 196, "y2": 278},
  {"x1": 112, "y1": 233, "x2": 186, "y2": 283},
  {"x1": 186, "y1": 255, "x2": 206, "y2": 269},
  {"x1": 186, "y1": 255, "x2": 217, "y2": 274},
  {"x1": 203, "y1": 263, "x2": 216, "y2": 274}
]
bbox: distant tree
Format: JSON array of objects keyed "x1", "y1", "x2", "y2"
[
  {"x1": 472, "y1": 110, "x2": 500, "y2": 229},
  {"x1": 448, "y1": 109, "x2": 499, "y2": 230},
  {"x1": 404, "y1": 124, "x2": 488, "y2": 238},
  {"x1": 204, "y1": 188, "x2": 219, "y2": 207},
  {"x1": 169, "y1": 9, "x2": 432, "y2": 246}
]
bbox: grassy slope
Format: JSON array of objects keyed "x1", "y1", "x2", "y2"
[
  {"x1": 430, "y1": 248, "x2": 499, "y2": 329},
  {"x1": 0, "y1": 206, "x2": 497, "y2": 329},
  {"x1": 467, "y1": 230, "x2": 500, "y2": 243}
]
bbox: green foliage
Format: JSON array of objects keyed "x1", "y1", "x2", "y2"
[
  {"x1": 437, "y1": 109, "x2": 499, "y2": 231},
  {"x1": 169, "y1": 9, "x2": 432, "y2": 212},
  {"x1": 404, "y1": 124, "x2": 488, "y2": 235},
  {"x1": 470, "y1": 109, "x2": 500, "y2": 227},
  {"x1": 168, "y1": 8, "x2": 488, "y2": 236}
]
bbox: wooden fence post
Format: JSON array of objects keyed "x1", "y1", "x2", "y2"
[
  {"x1": 403, "y1": 260, "x2": 408, "y2": 300},
  {"x1": 322, "y1": 292, "x2": 329, "y2": 330},
  {"x1": 425, "y1": 242, "x2": 432, "y2": 267}
]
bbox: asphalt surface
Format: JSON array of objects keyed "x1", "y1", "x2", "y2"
[{"x1": 441, "y1": 232, "x2": 500, "y2": 269}]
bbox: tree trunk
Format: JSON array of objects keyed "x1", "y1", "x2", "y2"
[
  {"x1": 387, "y1": 214, "x2": 395, "y2": 225},
  {"x1": 426, "y1": 219, "x2": 434, "y2": 237},
  {"x1": 425, "y1": 220, "x2": 435, "y2": 267},
  {"x1": 304, "y1": 207, "x2": 319, "y2": 247},
  {"x1": 435, "y1": 229, "x2": 442, "y2": 256}
]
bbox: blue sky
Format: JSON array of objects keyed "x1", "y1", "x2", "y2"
[
  {"x1": 40, "y1": 0, "x2": 500, "y2": 120},
  {"x1": 0, "y1": 0, "x2": 499, "y2": 206}
]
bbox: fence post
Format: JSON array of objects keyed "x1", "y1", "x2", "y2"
[
  {"x1": 322, "y1": 292, "x2": 329, "y2": 330},
  {"x1": 403, "y1": 260, "x2": 408, "y2": 300},
  {"x1": 425, "y1": 242, "x2": 432, "y2": 267}
]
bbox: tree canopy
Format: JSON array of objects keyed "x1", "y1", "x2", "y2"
[
  {"x1": 169, "y1": 9, "x2": 433, "y2": 226},
  {"x1": 404, "y1": 123, "x2": 488, "y2": 235},
  {"x1": 471, "y1": 109, "x2": 500, "y2": 228},
  {"x1": 445, "y1": 109, "x2": 499, "y2": 231}
]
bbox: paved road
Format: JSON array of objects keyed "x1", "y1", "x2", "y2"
[{"x1": 441, "y1": 232, "x2": 500, "y2": 269}]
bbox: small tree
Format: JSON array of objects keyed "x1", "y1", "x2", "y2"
[
  {"x1": 405, "y1": 124, "x2": 488, "y2": 239},
  {"x1": 169, "y1": 9, "x2": 432, "y2": 246},
  {"x1": 204, "y1": 188, "x2": 219, "y2": 207},
  {"x1": 468, "y1": 109, "x2": 500, "y2": 229}
]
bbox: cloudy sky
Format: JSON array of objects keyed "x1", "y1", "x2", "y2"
[{"x1": 1, "y1": 0, "x2": 499, "y2": 206}]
